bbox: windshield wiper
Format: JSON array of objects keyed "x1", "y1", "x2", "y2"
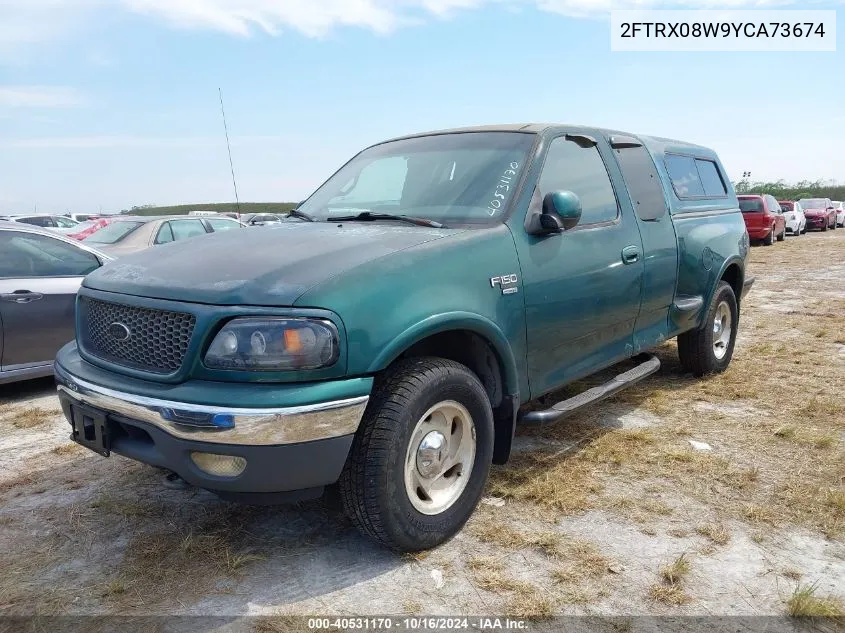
[
  {"x1": 326, "y1": 211, "x2": 444, "y2": 229},
  {"x1": 287, "y1": 209, "x2": 315, "y2": 222}
]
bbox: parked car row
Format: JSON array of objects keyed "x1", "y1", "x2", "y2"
[{"x1": 739, "y1": 195, "x2": 841, "y2": 245}]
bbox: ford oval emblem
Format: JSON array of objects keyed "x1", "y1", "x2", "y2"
[{"x1": 108, "y1": 322, "x2": 131, "y2": 342}]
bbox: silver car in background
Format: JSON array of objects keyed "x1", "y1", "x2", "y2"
[
  {"x1": 83, "y1": 215, "x2": 245, "y2": 257},
  {"x1": 2, "y1": 214, "x2": 80, "y2": 232},
  {"x1": 0, "y1": 221, "x2": 112, "y2": 384}
]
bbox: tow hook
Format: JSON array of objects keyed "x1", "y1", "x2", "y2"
[{"x1": 161, "y1": 470, "x2": 190, "y2": 490}]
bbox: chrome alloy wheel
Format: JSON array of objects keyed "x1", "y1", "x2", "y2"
[
  {"x1": 712, "y1": 301, "x2": 733, "y2": 360},
  {"x1": 404, "y1": 400, "x2": 476, "y2": 515}
]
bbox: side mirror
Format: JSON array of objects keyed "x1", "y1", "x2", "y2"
[{"x1": 542, "y1": 191, "x2": 582, "y2": 232}]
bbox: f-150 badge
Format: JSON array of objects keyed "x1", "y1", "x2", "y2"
[{"x1": 490, "y1": 274, "x2": 519, "y2": 295}]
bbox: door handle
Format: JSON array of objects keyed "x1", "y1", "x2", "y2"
[
  {"x1": 1, "y1": 290, "x2": 44, "y2": 304},
  {"x1": 621, "y1": 245, "x2": 641, "y2": 265}
]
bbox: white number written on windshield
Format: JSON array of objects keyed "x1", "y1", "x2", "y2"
[{"x1": 487, "y1": 162, "x2": 520, "y2": 216}]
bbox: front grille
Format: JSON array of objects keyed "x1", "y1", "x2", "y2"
[{"x1": 79, "y1": 297, "x2": 196, "y2": 374}]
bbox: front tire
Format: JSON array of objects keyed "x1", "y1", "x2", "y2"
[
  {"x1": 678, "y1": 281, "x2": 739, "y2": 377},
  {"x1": 339, "y1": 357, "x2": 494, "y2": 552}
]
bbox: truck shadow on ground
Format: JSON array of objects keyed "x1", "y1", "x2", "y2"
[{"x1": 1, "y1": 343, "x2": 700, "y2": 615}]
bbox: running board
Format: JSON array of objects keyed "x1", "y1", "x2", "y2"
[{"x1": 519, "y1": 354, "x2": 661, "y2": 425}]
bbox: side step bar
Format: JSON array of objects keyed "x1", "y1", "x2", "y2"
[{"x1": 519, "y1": 354, "x2": 661, "y2": 425}]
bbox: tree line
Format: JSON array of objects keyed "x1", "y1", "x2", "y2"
[
  {"x1": 732, "y1": 180, "x2": 844, "y2": 200},
  {"x1": 116, "y1": 180, "x2": 843, "y2": 216},
  {"x1": 119, "y1": 202, "x2": 298, "y2": 216}
]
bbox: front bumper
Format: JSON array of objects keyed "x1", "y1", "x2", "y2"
[
  {"x1": 805, "y1": 216, "x2": 827, "y2": 228},
  {"x1": 54, "y1": 343, "x2": 371, "y2": 500}
]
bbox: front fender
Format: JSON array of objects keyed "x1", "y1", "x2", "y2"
[{"x1": 367, "y1": 311, "x2": 520, "y2": 397}]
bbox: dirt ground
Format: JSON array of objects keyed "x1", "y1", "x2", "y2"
[{"x1": 1, "y1": 230, "x2": 843, "y2": 622}]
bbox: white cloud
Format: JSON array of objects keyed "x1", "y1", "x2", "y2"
[
  {"x1": 0, "y1": 85, "x2": 88, "y2": 107},
  {"x1": 0, "y1": 0, "x2": 832, "y2": 53}
]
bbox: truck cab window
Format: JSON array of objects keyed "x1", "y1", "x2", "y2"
[{"x1": 538, "y1": 137, "x2": 618, "y2": 225}]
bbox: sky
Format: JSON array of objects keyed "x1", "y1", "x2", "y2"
[{"x1": 0, "y1": 1, "x2": 843, "y2": 214}]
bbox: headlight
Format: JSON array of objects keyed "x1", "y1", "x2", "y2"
[{"x1": 204, "y1": 318, "x2": 339, "y2": 371}]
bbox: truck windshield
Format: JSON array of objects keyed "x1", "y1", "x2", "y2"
[{"x1": 297, "y1": 132, "x2": 536, "y2": 226}]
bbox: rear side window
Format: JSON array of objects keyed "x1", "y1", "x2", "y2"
[
  {"x1": 780, "y1": 202, "x2": 794, "y2": 211},
  {"x1": 694, "y1": 159, "x2": 727, "y2": 196},
  {"x1": 155, "y1": 222, "x2": 175, "y2": 244},
  {"x1": 613, "y1": 145, "x2": 668, "y2": 222},
  {"x1": 170, "y1": 219, "x2": 208, "y2": 241},
  {"x1": 206, "y1": 218, "x2": 241, "y2": 232},
  {"x1": 664, "y1": 155, "x2": 705, "y2": 198},
  {"x1": 17, "y1": 216, "x2": 53, "y2": 227},
  {"x1": 538, "y1": 137, "x2": 619, "y2": 225}
]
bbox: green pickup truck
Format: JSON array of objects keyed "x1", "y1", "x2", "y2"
[{"x1": 55, "y1": 124, "x2": 753, "y2": 552}]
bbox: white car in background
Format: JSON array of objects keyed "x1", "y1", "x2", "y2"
[
  {"x1": 1, "y1": 214, "x2": 80, "y2": 232},
  {"x1": 778, "y1": 200, "x2": 806, "y2": 236},
  {"x1": 833, "y1": 201, "x2": 844, "y2": 227}
]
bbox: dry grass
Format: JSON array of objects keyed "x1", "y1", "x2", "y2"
[
  {"x1": 51, "y1": 443, "x2": 83, "y2": 456},
  {"x1": 0, "y1": 473, "x2": 36, "y2": 493},
  {"x1": 695, "y1": 523, "x2": 730, "y2": 545},
  {"x1": 786, "y1": 584, "x2": 844, "y2": 617},
  {"x1": 781, "y1": 568, "x2": 803, "y2": 581},
  {"x1": 648, "y1": 583, "x2": 691, "y2": 605},
  {"x1": 466, "y1": 556, "x2": 504, "y2": 573},
  {"x1": 660, "y1": 554, "x2": 690, "y2": 585},
  {"x1": 10, "y1": 407, "x2": 60, "y2": 429},
  {"x1": 474, "y1": 569, "x2": 527, "y2": 593},
  {"x1": 504, "y1": 583, "x2": 556, "y2": 621},
  {"x1": 402, "y1": 599, "x2": 423, "y2": 614},
  {"x1": 468, "y1": 521, "x2": 565, "y2": 558}
]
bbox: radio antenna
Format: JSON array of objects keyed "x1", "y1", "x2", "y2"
[{"x1": 218, "y1": 87, "x2": 242, "y2": 218}]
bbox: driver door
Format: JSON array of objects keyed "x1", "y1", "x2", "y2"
[{"x1": 515, "y1": 134, "x2": 644, "y2": 397}]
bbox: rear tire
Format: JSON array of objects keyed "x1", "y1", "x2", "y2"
[
  {"x1": 777, "y1": 227, "x2": 785, "y2": 241},
  {"x1": 339, "y1": 357, "x2": 494, "y2": 552},
  {"x1": 764, "y1": 227, "x2": 775, "y2": 245},
  {"x1": 678, "y1": 281, "x2": 739, "y2": 378}
]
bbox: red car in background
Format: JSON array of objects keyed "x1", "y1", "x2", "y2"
[
  {"x1": 797, "y1": 198, "x2": 837, "y2": 231},
  {"x1": 738, "y1": 194, "x2": 786, "y2": 246},
  {"x1": 65, "y1": 217, "x2": 116, "y2": 241}
]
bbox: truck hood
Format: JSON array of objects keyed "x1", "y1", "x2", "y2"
[{"x1": 84, "y1": 222, "x2": 458, "y2": 306}]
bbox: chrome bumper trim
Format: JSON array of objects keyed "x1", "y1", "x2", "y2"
[{"x1": 55, "y1": 369, "x2": 368, "y2": 446}]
